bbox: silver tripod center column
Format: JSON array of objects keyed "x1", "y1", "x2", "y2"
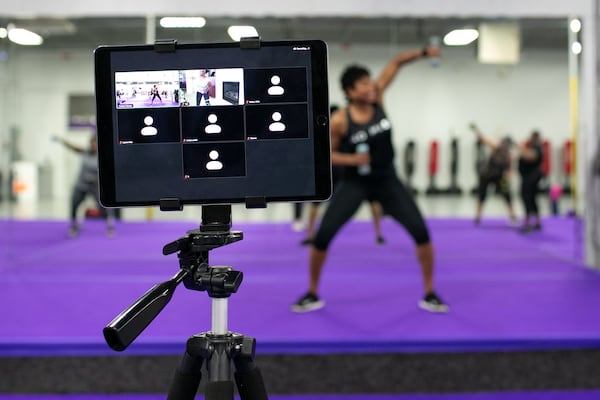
[{"x1": 211, "y1": 297, "x2": 228, "y2": 335}]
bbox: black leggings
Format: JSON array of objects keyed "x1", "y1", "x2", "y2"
[
  {"x1": 520, "y1": 171, "x2": 542, "y2": 216},
  {"x1": 70, "y1": 185, "x2": 115, "y2": 222},
  {"x1": 313, "y1": 175, "x2": 430, "y2": 250},
  {"x1": 196, "y1": 92, "x2": 209, "y2": 105},
  {"x1": 478, "y1": 175, "x2": 512, "y2": 204}
]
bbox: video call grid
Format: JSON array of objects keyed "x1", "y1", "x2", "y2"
[{"x1": 115, "y1": 66, "x2": 311, "y2": 180}]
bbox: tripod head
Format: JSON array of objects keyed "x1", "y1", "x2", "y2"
[
  {"x1": 163, "y1": 227, "x2": 243, "y2": 297},
  {"x1": 103, "y1": 205, "x2": 243, "y2": 351}
]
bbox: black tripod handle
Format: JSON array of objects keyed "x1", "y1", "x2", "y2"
[{"x1": 103, "y1": 269, "x2": 188, "y2": 351}]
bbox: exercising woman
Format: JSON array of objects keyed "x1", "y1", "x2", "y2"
[
  {"x1": 291, "y1": 46, "x2": 448, "y2": 314},
  {"x1": 470, "y1": 124, "x2": 518, "y2": 226},
  {"x1": 55, "y1": 133, "x2": 115, "y2": 238},
  {"x1": 518, "y1": 131, "x2": 544, "y2": 232}
]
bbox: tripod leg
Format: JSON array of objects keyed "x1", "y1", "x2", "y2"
[
  {"x1": 205, "y1": 381, "x2": 235, "y2": 400},
  {"x1": 167, "y1": 351, "x2": 203, "y2": 400},
  {"x1": 233, "y1": 337, "x2": 268, "y2": 400},
  {"x1": 205, "y1": 337, "x2": 235, "y2": 400}
]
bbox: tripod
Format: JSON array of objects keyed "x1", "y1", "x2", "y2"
[{"x1": 103, "y1": 205, "x2": 268, "y2": 400}]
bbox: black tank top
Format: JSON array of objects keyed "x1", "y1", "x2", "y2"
[
  {"x1": 481, "y1": 147, "x2": 510, "y2": 180},
  {"x1": 518, "y1": 143, "x2": 543, "y2": 175},
  {"x1": 339, "y1": 104, "x2": 395, "y2": 179}
]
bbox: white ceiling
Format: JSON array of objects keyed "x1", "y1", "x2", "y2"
[
  {"x1": 0, "y1": 16, "x2": 571, "y2": 51},
  {"x1": 0, "y1": 0, "x2": 591, "y2": 18}
]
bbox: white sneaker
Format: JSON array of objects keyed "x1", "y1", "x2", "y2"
[
  {"x1": 418, "y1": 292, "x2": 449, "y2": 313},
  {"x1": 67, "y1": 225, "x2": 80, "y2": 238},
  {"x1": 292, "y1": 220, "x2": 305, "y2": 232},
  {"x1": 291, "y1": 292, "x2": 325, "y2": 313}
]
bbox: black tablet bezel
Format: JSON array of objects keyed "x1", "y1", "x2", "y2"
[{"x1": 94, "y1": 39, "x2": 331, "y2": 208}]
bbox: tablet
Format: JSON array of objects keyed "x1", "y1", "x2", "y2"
[{"x1": 94, "y1": 39, "x2": 331, "y2": 209}]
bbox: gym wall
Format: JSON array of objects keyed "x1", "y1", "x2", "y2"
[{"x1": 0, "y1": 42, "x2": 570, "y2": 209}]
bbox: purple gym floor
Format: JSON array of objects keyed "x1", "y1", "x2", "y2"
[
  {"x1": 0, "y1": 216, "x2": 598, "y2": 356},
  {"x1": 1, "y1": 391, "x2": 600, "y2": 400}
]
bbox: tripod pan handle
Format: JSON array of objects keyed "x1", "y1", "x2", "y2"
[{"x1": 103, "y1": 270, "x2": 186, "y2": 351}]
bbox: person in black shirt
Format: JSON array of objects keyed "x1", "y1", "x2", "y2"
[
  {"x1": 296, "y1": 104, "x2": 386, "y2": 245},
  {"x1": 150, "y1": 84, "x2": 162, "y2": 105},
  {"x1": 469, "y1": 124, "x2": 518, "y2": 226},
  {"x1": 291, "y1": 46, "x2": 448, "y2": 314},
  {"x1": 518, "y1": 130, "x2": 544, "y2": 232},
  {"x1": 295, "y1": 105, "x2": 386, "y2": 245}
]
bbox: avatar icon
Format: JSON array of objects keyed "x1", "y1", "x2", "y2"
[
  {"x1": 267, "y1": 75, "x2": 284, "y2": 96},
  {"x1": 206, "y1": 150, "x2": 223, "y2": 171},
  {"x1": 205, "y1": 114, "x2": 222, "y2": 134},
  {"x1": 141, "y1": 116, "x2": 158, "y2": 136},
  {"x1": 268, "y1": 112, "x2": 286, "y2": 132}
]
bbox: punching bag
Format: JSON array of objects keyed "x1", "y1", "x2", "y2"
[
  {"x1": 426, "y1": 140, "x2": 440, "y2": 195},
  {"x1": 447, "y1": 138, "x2": 462, "y2": 194},
  {"x1": 404, "y1": 140, "x2": 417, "y2": 195}
]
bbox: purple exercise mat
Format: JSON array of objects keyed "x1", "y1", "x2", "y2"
[{"x1": 1, "y1": 216, "x2": 598, "y2": 356}]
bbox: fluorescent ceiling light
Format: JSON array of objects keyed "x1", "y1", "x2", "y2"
[
  {"x1": 0, "y1": 27, "x2": 7, "y2": 39},
  {"x1": 8, "y1": 28, "x2": 43, "y2": 46},
  {"x1": 569, "y1": 19, "x2": 581, "y2": 33},
  {"x1": 227, "y1": 25, "x2": 258, "y2": 41},
  {"x1": 159, "y1": 17, "x2": 206, "y2": 28},
  {"x1": 443, "y1": 29, "x2": 479, "y2": 46}
]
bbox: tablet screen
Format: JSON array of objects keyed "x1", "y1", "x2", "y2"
[{"x1": 94, "y1": 40, "x2": 331, "y2": 208}]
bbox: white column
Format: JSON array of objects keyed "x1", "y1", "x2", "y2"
[
  {"x1": 146, "y1": 14, "x2": 156, "y2": 45},
  {"x1": 568, "y1": 17, "x2": 581, "y2": 212},
  {"x1": 581, "y1": 10, "x2": 600, "y2": 269}
]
